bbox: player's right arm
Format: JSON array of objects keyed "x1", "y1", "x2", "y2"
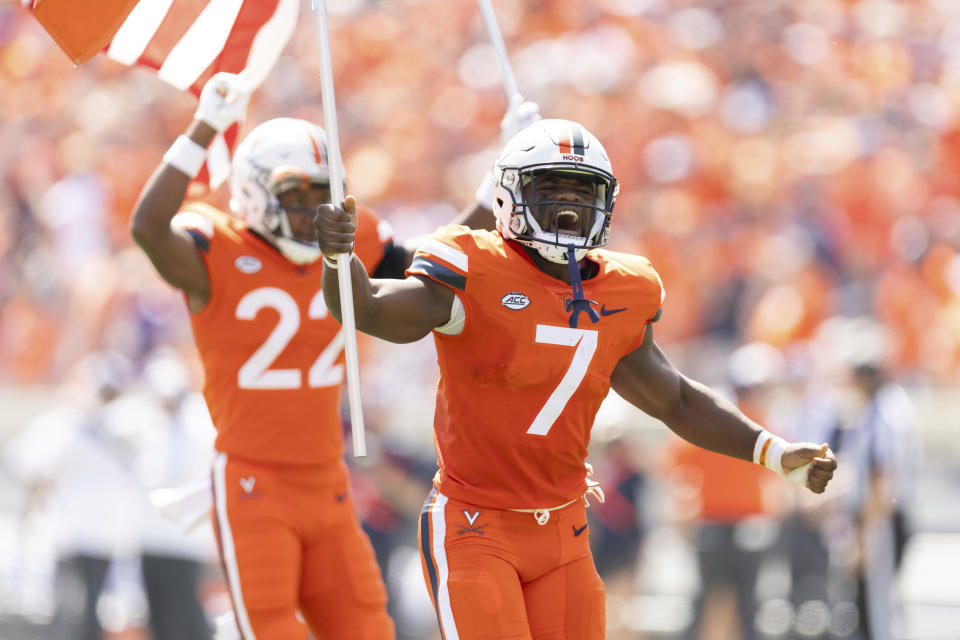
[
  {"x1": 131, "y1": 72, "x2": 251, "y2": 312},
  {"x1": 131, "y1": 120, "x2": 216, "y2": 309},
  {"x1": 317, "y1": 196, "x2": 454, "y2": 344}
]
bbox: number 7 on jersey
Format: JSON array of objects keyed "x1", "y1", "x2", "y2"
[{"x1": 526, "y1": 325, "x2": 599, "y2": 436}]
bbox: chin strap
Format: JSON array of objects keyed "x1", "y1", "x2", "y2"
[{"x1": 564, "y1": 244, "x2": 599, "y2": 329}]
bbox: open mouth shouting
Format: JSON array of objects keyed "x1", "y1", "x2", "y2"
[{"x1": 555, "y1": 208, "x2": 583, "y2": 235}]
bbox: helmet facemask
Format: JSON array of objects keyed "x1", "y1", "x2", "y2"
[
  {"x1": 260, "y1": 165, "x2": 333, "y2": 265},
  {"x1": 499, "y1": 164, "x2": 618, "y2": 264}
]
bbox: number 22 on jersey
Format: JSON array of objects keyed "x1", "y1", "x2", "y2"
[
  {"x1": 526, "y1": 325, "x2": 598, "y2": 437},
  {"x1": 235, "y1": 287, "x2": 343, "y2": 390}
]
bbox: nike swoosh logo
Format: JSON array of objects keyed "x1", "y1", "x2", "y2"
[
  {"x1": 573, "y1": 523, "x2": 588, "y2": 537},
  {"x1": 599, "y1": 305, "x2": 627, "y2": 316}
]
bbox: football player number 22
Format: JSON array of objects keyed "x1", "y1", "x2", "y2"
[
  {"x1": 235, "y1": 287, "x2": 343, "y2": 389},
  {"x1": 526, "y1": 325, "x2": 599, "y2": 436}
]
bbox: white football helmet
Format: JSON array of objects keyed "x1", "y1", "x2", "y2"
[
  {"x1": 230, "y1": 117, "x2": 344, "y2": 265},
  {"x1": 492, "y1": 119, "x2": 619, "y2": 264}
]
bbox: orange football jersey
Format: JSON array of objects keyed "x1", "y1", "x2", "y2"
[
  {"x1": 176, "y1": 203, "x2": 390, "y2": 465},
  {"x1": 407, "y1": 226, "x2": 664, "y2": 509}
]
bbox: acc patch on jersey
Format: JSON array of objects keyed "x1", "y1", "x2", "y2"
[
  {"x1": 234, "y1": 255, "x2": 262, "y2": 274},
  {"x1": 500, "y1": 292, "x2": 530, "y2": 310}
]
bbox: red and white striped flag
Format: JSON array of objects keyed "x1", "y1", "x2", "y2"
[{"x1": 25, "y1": 0, "x2": 300, "y2": 188}]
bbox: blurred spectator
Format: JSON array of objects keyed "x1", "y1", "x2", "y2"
[
  {"x1": 826, "y1": 317, "x2": 920, "y2": 640},
  {"x1": 348, "y1": 443, "x2": 437, "y2": 640},
  {"x1": 667, "y1": 342, "x2": 785, "y2": 640},
  {"x1": 773, "y1": 316, "x2": 922, "y2": 640},
  {"x1": 132, "y1": 349, "x2": 217, "y2": 640},
  {"x1": 3, "y1": 348, "x2": 221, "y2": 640},
  {"x1": 587, "y1": 437, "x2": 649, "y2": 619},
  {"x1": 774, "y1": 336, "x2": 848, "y2": 639},
  {"x1": 4, "y1": 351, "x2": 142, "y2": 640}
]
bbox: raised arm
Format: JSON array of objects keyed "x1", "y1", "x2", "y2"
[
  {"x1": 131, "y1": 119, "x2": 216, "y2": 310},
  {"x1": 453, "y1": 97, "x2": 543, "y2": 232},
  {"x1": 611, "y1": 324, "x2": 837, "y2": 493},
  {"x1": 316, "y1": 196, "x2": 454, "y2": 344},
  {"x1": 131, "y1": 72, "x2": 251, "y2": 312}
]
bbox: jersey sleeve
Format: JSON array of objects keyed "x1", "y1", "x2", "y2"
[
  {"x1": 405, "y1": 225, "x2": 471, "y2": 293},
  {"x1": 640, "y1": 256, "x2": 666, "y2": 323},
  {"x1": 353, "y1": 205, "x2": 394, "y2": 276},
  {"x1": 171, "y1": 203, "x2": 220, "y2": 253},
  {"x1": 620, "y1": 254, "x2": 667, "y2": 353},
  {"x1": 169, "y1": 204, "x2": 238, "y2": 317}
]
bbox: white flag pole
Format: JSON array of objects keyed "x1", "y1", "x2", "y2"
[
  {"x1": 311, "y1": 0, "x2": 365, "y2": 458},
  {"x1": 477, "y1": 0, "x2": 520, "y2": 103}
]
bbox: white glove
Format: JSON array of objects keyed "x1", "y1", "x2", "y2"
[
  {"x1": 500, "y1": 94, "x2": 541, "y2": 147},
  {"x1": 194, "y1": 72, "x2": 253, "y2": 133}
]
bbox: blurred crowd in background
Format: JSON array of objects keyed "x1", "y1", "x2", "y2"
[{"x1": 1, "y1": 0, "x2": 959, "y2": 639}]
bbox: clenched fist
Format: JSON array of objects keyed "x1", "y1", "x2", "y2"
[
  {"x1": 782, "y1": 443, "x2": 837, "y2": 494},
  {"x1": 315, "y1": 195, "x2": 358, "y2": 259}
]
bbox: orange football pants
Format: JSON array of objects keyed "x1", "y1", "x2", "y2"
[
  {"x1": 419, "y1": 488, "x2": 606, "y2": 640},
  {"x1": 211, "y1": 453, "x2": 393, "y2": 640}
]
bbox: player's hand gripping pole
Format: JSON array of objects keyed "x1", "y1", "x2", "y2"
[
  {"x1": 312, "y1": 0, "x2": 365, "y2": 457},
  {"x1": 477, "y1": 0, "x2": 520, "y2": 103}
]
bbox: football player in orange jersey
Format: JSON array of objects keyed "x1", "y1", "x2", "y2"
[
  {"x1": 315, "y1": 118, "x2": 839, "y2": 640},
  {"x1": 131, "y1": 72, "x2": 419, "y2": 640}
]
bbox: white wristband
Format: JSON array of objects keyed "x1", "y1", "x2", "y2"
[
  {"x1": 753, "y1": 429, "x2": 786, "y2": 476},
  {"x1": 474, "y1": 170, "x2": 495, "y2": 210},
  {"x1": 322, "y1": 255, "x2": 338, "y2": 269},
  {"x1": 753, "y1": 429, "x2": 771, "y2": 465},
  {"x1": 754, "y1": 429, "x2": 809, "y2": 486},
  {"x1": 163, "y1": 135, "x2": 208, "y2": 179}
]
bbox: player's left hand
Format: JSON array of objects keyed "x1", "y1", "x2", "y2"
[
  {"x1": 500, "y1": 94, "x2": 541, "y2": 147},
  {"x1": 315, "y1": 195, "x2": 358, "y2": 257},
  {"x1": 782, "y1": 443, "x2": 837, "y2": 494}
]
